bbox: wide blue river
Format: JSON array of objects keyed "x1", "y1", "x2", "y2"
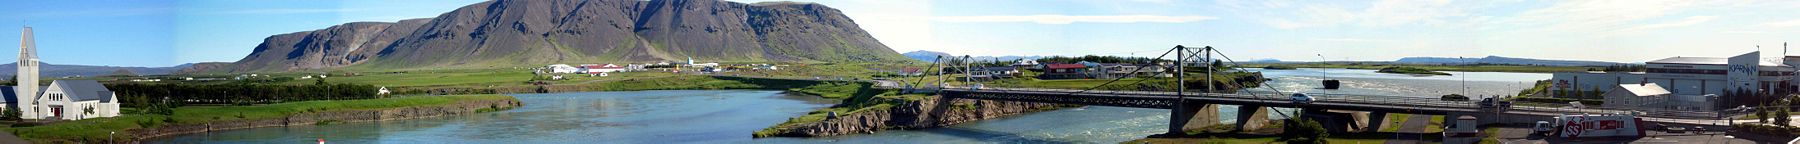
[{"x1": 151, "y1": 68, "x2": 1549, "y2": 143}]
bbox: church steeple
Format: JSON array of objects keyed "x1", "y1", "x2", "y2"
[{"x1": 18, "y1": 25, "x2": 40, "y2": 103}]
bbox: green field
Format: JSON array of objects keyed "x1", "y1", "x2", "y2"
[{"x1": 0, "y1": 95, "x2": 517, "y2": 143}]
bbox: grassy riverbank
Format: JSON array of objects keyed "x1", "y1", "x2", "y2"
[
  {"x1": 1241, "y1": 63, "x2": 1596, "y2": 73},
  {"x1": 1378, "y1": 66, "x2": 1453, "y2": 75},
  {"x1": 0, "y1": 95, "x2": 517, "y2": 143}
]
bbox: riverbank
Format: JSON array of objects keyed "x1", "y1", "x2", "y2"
[
  {"x1": 1378, "y1": 66, "x2": 1453, "y2": 75},
  {"x1": 754, "y1": 95, "x2": 1072, "y2": 137},
  {"x1": 0, "y1": 95, "x2": 521, "y2": 143}
]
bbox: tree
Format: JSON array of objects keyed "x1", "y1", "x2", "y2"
[
  {"x1": 1283, "y1": 118, "x2": 1330, "y2": 144},
  {"x1": 1759, "y1": 103, "x2": 1771, "y2": 123},
  {"x1": 1779, "y1": 99, "x2": 1794, "y2": 127},
  {"x1": 315, "y1": 77, "x2": 327, "y2": 85},
  {"x1": 1, "y1": 107, "x2": 21, "y2": 121}
]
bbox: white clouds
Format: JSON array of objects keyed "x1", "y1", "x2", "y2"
[
  {"x1": 1221, "y1": 0, "x2": 1469, "y2": 29},
  {"x1": 934, "y1": 15, "x2": 1217, "y2": 24},
  {"x1": 1762, "y1": 19, "x2": 1800, "y2": 28},
  {"x1": 1310, "y1": 38, "x2": 1392, "y2": 43},
  {"x1": 1612, "y1": 16, "x2": 1717, "y2": 34}
]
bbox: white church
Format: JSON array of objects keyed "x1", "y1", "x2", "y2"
[{"x1": 1, "y1": 26, "x2": 121, "y2": 121}]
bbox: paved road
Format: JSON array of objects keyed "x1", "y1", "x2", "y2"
[
  {"x1": 0, "y1": 131, "x2": 28, "y2": 144},
  {"x1": 1386, "y1": 114, "x2": 1433, "y2": 144}
]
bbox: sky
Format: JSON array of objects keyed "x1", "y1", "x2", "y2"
[{"x1": 2, "y1": 0, "x2": 1800, "y2": 67}]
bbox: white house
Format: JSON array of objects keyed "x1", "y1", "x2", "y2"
[
  {"x1": 1601, "y1": 83, "x2": 1671, "y2": 109},
  {"x1": 546, "y1": 64, "x2": 580, "y2": 73}
]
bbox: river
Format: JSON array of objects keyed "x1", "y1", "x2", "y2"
[{"x1": 151, "y1": 68, "x2": 1549, "y2": 143}]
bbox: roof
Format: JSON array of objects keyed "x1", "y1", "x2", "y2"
[
  {"x1": 1647, "y1": 57, "x2": 1727, "y2": 65},
  {"x1": 0, "y1": 86, "x2": 13, "y2": 104},
  {"x1": 1045, "y1": 64, "x2": 1086, "y2": 69},
  {"x1": 50, "y1": 80, "x2": 114, "y2": 102},
  {"x1": 1613, "y1": 83, "x2": 1671, "y2": 97},
  {"x1": 1647, "y1": 57, "x2": 1784, "y2": 66},
  {"x1": 982, "y1": 67, "x2": 1017, "y2": 71}
]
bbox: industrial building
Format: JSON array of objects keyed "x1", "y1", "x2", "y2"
[{"x1": 1551, "y1": 51, "x2": 1798, "y2": 110}]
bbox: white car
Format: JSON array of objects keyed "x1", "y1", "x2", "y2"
[
  {"x1": 1291, "y1": 93, "x2": 1315, "y2": 104},
  {"x1": 1532, "y1": 121, "x2": 1555, "y2": 135}
]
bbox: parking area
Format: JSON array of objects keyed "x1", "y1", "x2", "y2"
[{"x1": 1481, "y1": 126, "x2": 1775, "y2": 144}]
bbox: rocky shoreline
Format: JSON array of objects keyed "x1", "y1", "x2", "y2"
[
  {"x1": 763, "y1": 96, "x2": 1069, "y2": 137},
  {"x1": 124, "y1": 98, "x2": 522, "y2": 143}
]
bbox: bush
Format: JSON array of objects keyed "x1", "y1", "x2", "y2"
[
  {"x1": 1735, "y1": 124, "x2": 1800, "y2": 137},
  {"x1": 1283, "y1": 118, "x2": 1329, "y2": 144},
  {"x1": 1441, "y1": 94, "x2": 1470, "y2": 101}
]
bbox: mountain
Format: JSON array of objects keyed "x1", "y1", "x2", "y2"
[
  {"x1": 902, "y1": 50, "x2": 1044, "y2": 62},
  {"x1": 0, "y1": 62, "x2": 191, "y2": 78},
  {"x1": 221, "y1": 0, "x2": 909, "y2": 72},
  {"x1": 1395, "y1": 56, "x2": 1625, "y2": 66},
  {"x1": 902, "y1": 50, "x2": 951, "y2": 62}
]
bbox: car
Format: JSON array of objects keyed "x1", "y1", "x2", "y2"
[
  {"x1": 1291, "y1": 93, "x2": 1315, "y2": 104},
  {"x1": 1532, "y1": 121, "x2": 1556, "y2": 135}
]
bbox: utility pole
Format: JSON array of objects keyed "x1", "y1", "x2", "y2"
[{"x1": 964, "y1": 55, "x2": 972, "y2": 89}]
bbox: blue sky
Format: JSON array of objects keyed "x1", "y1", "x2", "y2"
[{"x1": 3, "y1": 0, "x2": 1800, "y2": 67}]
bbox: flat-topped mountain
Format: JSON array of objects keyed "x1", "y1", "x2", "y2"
[{"x1": 222, "y1": 0, "x2": 909, "y2": 72}]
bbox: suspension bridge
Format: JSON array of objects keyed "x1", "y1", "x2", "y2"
[{"x1": 892, "y1": 45, "x2": 1740, "y2": 135}]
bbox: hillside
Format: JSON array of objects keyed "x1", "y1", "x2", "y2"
[
  {"x1": 0, "y1": 62, "x2": 190, "y2": 77},
  {"x1": 222, "y1": 0, "x2": 909, "y2": 72}
]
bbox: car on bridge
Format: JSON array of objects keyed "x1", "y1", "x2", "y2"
[{"x1": 1290, "y1": 93, "x2": 1315, "y2": 104}]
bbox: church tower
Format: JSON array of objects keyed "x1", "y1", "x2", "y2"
[{"x1": 17, "y1": 26, "x2": 39, "y2": 119}]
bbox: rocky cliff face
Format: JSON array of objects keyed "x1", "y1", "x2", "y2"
[
  {"x1": 225, "y1": 0, "x2": 908, "y2": 72},
  {"x1": 767, "y1": 96, "x2": 1068, "y2": 137}
]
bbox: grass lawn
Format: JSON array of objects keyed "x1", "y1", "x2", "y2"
[
  {"x1": 0, "y1": 95, "x2": 517, "y2": 143},
  {"x1": 1427, "y1": 115, "x2": 1447, "y2": 133}
]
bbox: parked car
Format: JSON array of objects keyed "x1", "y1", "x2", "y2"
[
  {"x1": 1533, "y1": 121, "x2": 1556, "y2": 135},
  {"x1": 1291, "y1": 93, "x2": 1315, "y2": 104}
]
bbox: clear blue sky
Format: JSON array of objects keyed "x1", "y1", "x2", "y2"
[{"x1": 3, "y1": 0, "x2": 1800, "y2": 67}]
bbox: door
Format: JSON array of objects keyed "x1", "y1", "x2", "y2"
[{"x1": 50, "y1": 106, "x2": 62, "y2": 118}]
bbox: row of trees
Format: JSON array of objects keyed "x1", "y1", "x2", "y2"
[{"x1": 108, "y1": 83, "x2": 381, "y2": 107}]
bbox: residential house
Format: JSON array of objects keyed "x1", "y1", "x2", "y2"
[
  {"x1": 975, "y1": 67, "x2": 1020, "y2": 79},
  {"x1": 1094, "y1": 63, "x2": 1139, "y2": 79},
  {"x1": 579, "y1": 64, "x2": 626, "y2": 74},
  {"x1": 899, "y1": 67, "x2": 925, "y2": 76},
  {"x1": 1039, "y1": 64, "x2": 1090, "y2": 79},
  {"x1": 546, "y1": 64, "x2": 579, "y2": 73}
]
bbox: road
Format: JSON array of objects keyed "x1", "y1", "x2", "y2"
[{"x1": 1386, "y1": 114, "x2": 1433, "y2": 144}]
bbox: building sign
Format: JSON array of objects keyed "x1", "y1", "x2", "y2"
[{"x1": 1727, "y1": 52, "x2": 1761, "y2": 94}]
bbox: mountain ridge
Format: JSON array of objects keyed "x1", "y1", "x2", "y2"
[{"x1": 218, "y1": 0, "x2": 909, "y2": 72}]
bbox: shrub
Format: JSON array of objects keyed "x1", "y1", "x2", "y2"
[{"x1": 1283, "y1": 118, "x2": 1329, "y2": 144}]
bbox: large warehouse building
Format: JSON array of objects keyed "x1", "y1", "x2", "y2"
[{"x1": 1550, "y1": 51, "x2": 1798, "y2": 110}]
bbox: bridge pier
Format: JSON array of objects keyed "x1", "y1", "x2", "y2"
[
  {"x1": 1169, "y1": 102, "x2": 1220, "y2": 134},
  {"x1": 1235, "y1": 105, "x2": 1270, "y2": 131},
  {"x1": 1297, "y1": 109, "x2": 1389, "y2": 133}
]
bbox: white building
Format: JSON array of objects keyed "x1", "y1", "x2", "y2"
[
  {"x1": 546, "y1": 64, "x2": 580, "y2": 73},
  {"x1": 4, "y1": 27, "x2": 121, "y2": 120},
  {"x1": 1602, "y1": 83, "x2": 1671, "y2": 109},
  {"x1": 1548, "y1": 71, "x2": 1646, "y2": 96},
  {"x1": 1549, "y1": 51, "x2": 1797, "y2": 110}
]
